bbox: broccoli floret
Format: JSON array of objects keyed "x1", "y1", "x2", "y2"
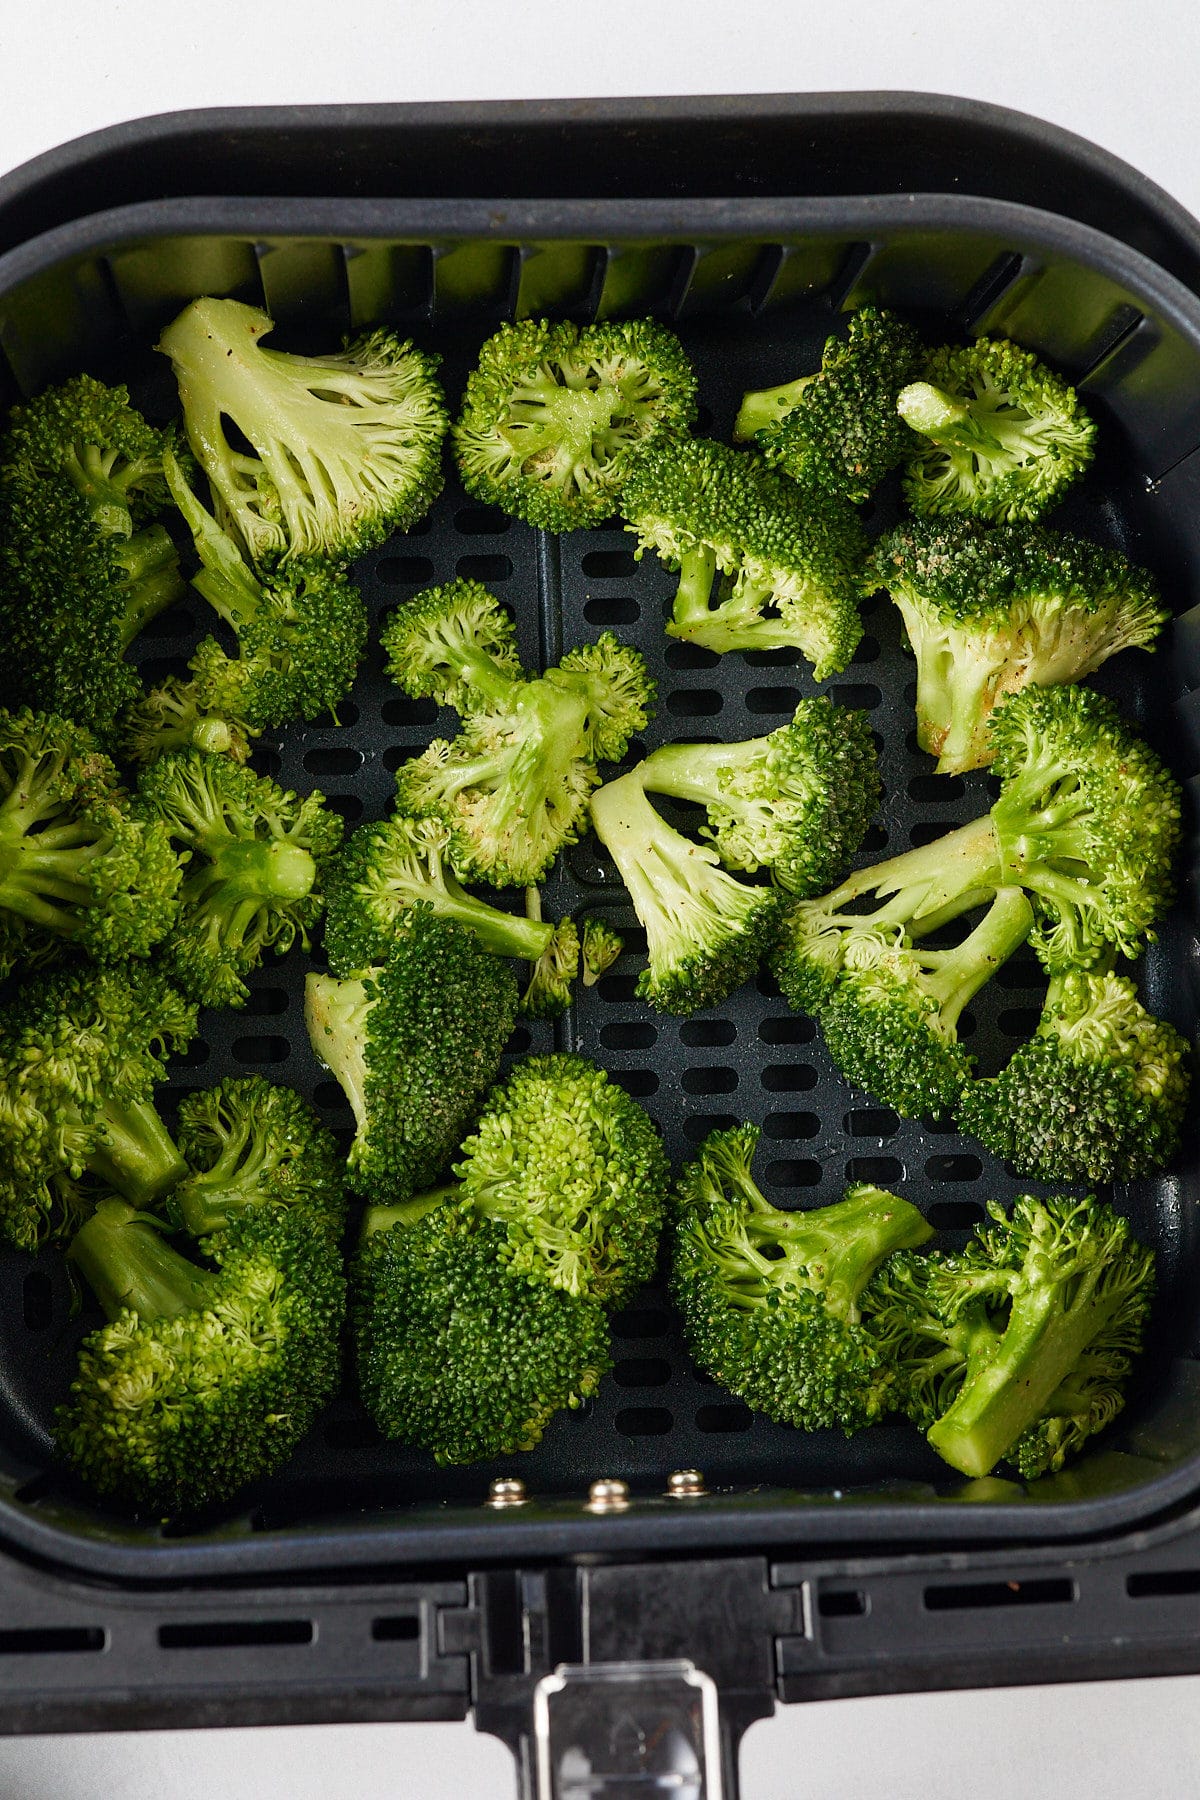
[
  {"x1": 958, "y1": 968, "x2": 1190, "y2": 1183},
  {"x1": 120, "y1": 669, "x2": 253, "y2": 768},
  {"x1": 733, "y1": 307, "x2": 925, "y2": 501},
  {"x1": 323, "y1": 810, "x2": 554, "y2": 978},
  {"x1": 671, "y1": 1124, "x2": 933, "y2": 1433},
  {"x1": 171, "y1": 1076, "x2": 347, "y2": 1241},
  {"x1": 621, "y1": 436, "x2": 867, "y2": 678},
  {"x1": 552, "y1": 635, "x2": 658, "y2": 763},
  {"x1": 0, "y1": 708, "x2": 181, "y2": 968},
  {"x1": 157, "y1": 298, "x2": 448, "y2": 563},
  {"x1": 589, "y1": 769, "x2": 788, "y2": 1015},
  {"x1": 0, "y1": 964, "x2": 197, "y2": 1245},
  {"x1": 580, "y1": 916, "x2": 623, "y2": 985},
  {"x1": 0, "y1": 378, "x2": 187, "y2": 743},
  {"x1": 57, "y1": 1191, "x2": 345, "y2": 1513},
  {"x1": 869, "y1": 1195, "x2": 1154, "y2": 1479},
  {"x1": 135, "y1": 751, "x2": 342, "y2": 1008},
  {"x1": 447, "y1": 1053, "x2": 669, "y2": 1305},
  {"x1": 380, "y1": 578, "x2": 524, "y2": 713},
  {"x1": 899, "y1": 337, "x2": 1096, "y2": 523},
  {"x1": 869, "y1": 518, "x2": 1168, "y2": 773},
  {"x1": 816, "y1": 889, "x2": 1035, "y2": 1118},
  {"x1": 304, "y1": 906, "x2": 519, "y2": 1201},
  {"x1": 520, "y1": 913, "x2": 580, "y2": 1021},
  {"x1": 637, "y1": 695, "x2": 880, "y2": 894},
  {"x1": 452, "y1": 317, "x2": 697, "y2": 530},
  {"x1": 354, "y1": 1196, "x2": 610, "y2": 1463}
]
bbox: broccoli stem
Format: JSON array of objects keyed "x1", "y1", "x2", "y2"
[
  {"x1": 741, "y1": 1184, "x2": 934, "y2": 1320},
  {"x1": 897, "y1": 381, "x2": 1046, "y2": 463},
  {"x1": 912, "y1": 888, "x2": 1035, "y2": 1034},
  {"x1": 822, "y1": 812, "x2": 1003, "y2": 929},
  {"x1": 360, "y1": 1185, "x2": 460, "y2": 1240},
  {"x1": 733, "y1": 374, "x2": 813, "y2": 441},
  {"x1": 113, "y1": 525, "x2": 188, "y2": 645},
  {"x1": 84, "y1": 1097, "x2": 189, "y2": 1208},
  {"x1": 637, "y1": 736, "x2": 764, "y2": 803},
  {"x1": 204, "y1": 839, "x2": 317, "y2": 906},
  {"x1": 69, "y1": 1196, "x2": 215, "y2": 1322},
  {"x1": 304, "y1": 971, "x2": 369, "y2": 1131}
]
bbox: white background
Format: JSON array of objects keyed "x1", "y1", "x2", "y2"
[{"x1": 3, "y1": 2, "x2": 1200, "y2": 1794}]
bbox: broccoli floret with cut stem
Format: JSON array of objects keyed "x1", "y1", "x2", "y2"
[
  {"x1": 899, "y1": 337, "x2": 1096, "y2": 523},
  {"x1": 323, "y1": 810, "x2": 553, "y2": 978},
  {"x1": 0, "y1": 708, "x2": 181, "y2": 966},
  {"x1": 581, "y1": 916, "x2": 623, "y2": 986},
  {"x1": 519, "y1": 903, "x2": 579, "y2": 1021},
  {"x1": 135, "y1": 751, "x2": 342, "y2": 1009},
  {"x1": 453, "y1": 1053, "x2": 669, "y2": 1306},
  {"x1": 589, "y1": 769, "x2": 788, "y2": 1015},
  {"x1": 304, "y1": 906, "x2": 519, "y2": 1201},
  {"x1": 57, "y1": 1193, "x2": 345, "y2": 1514},
  {"x1": 0, "y1": 963, "x2": 197, "y2": 1246},
  {"x1": 158, "y1": 298, "x2": 448, "y2": 563},
  {"x1": 452, "y1": 317, "x2": 698, "y2": 530},
  {"x1": 733, "y1": 307, "x2": 925, "y2": 501},
  {"x1": 869, "y1": 518, "x2": 1168, "y2": 773},
  {"x1": 0, "y1": 378, "x2": 188, "y2": 744},
  {"x1": 354, "y1": 1195, "x2": 610, "y2": 1463},
  {"x1": 672, "y1": 1123, "x2": 933, "y2": 1434},
  {"x1": 817, "y1": 888, "x2": 1035, "y2": 1118},
  {"x1": 552, "y1": 635, "x2": 657, "y2": 764},
  {"x1": 958, "y1": 968, "x2": 1190, "y2": 1183},
  {"x1": 621, "y1": 436, "x2": 867, "y2": 678},
  {"x1": 120, "y1": 670, "x2": 254, "y2": 768},
  {"x1": 862, "y1": 1248, "x2": 1005, "y2": 1433},
  {"x1": 637, "y1": 696, "x2": 880, "y2": 894},
  {"x1": 380, "y1": 578, "x2": 523, "y2": 714},
  {"x1": 171, "y1": 1077, "x2": 347, "y2": 1242}
]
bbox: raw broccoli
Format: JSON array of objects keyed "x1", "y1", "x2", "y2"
[
  {"x1": 355, "y1": 1195, "x2": 610, "y2": 1463},
  {"x1": 171, "y1": 1076, "x2": 347, "y2": 1241},
  {"x1": 0, "y1": 708, "x2": 181, "y2": 972},
  {"x1": 120, "y1": 668, "x2": 253, "y2": 767},
  {"x1": 671, "y1": 1123, "x2": 933, "y2": 1433},
  {"x1": 135, "y1": 751, "x2": 343, "y2": 1008},
  {"x1": 0, "y1": 377, "x2": 186, "y2": 742},
  {"x1": 520, "y1": 912, "x2": 580, "y2": 1021},
  {"x1": 158, "y1": 298, "x2": 448, "y2": 563},
  {"x1": 816, "y1": 889, "x2": 1035, "y2": 1118},
  {"x1": 868, "y1": 517, "x2": 1168, "y2": 773},
  {"x1": 304, "y1": 906, "x2": 519, "y2": 1200},
  {"x1": 621, "y1": 435, "x2": 867, "y2": 678},
  {"x1": 733, "y1": 307, "x2": 925, "y2": 501},
  {"x1": 380, "y1": 578, "x2": 523, "y2": 713},
  {"x1": 866, "y1": 1194, "x2": 1154, "y2": 1478},
  {"x1": 57, "y1": 1188, "x2": 345, "y2": 1514},
  {"x1": 636, "y1": 695, "x2": 880, "y2": 894},
  {"x1": 323, "y1": 809, "x2": 554, "y2": 978},
  {"x1": 0, "y1": 963, "x2": 197, "y2": 1246},
  {"x1": 898, "y1": 337, "x2": 1096, "y2": 523},
  {"x1": 589, "y1": 768, "x2": 788, "y2": 1014},
  {"x1": 958, "y1": 968, "x2": 1191, "y2": 1183},
  {"x1": 580, "y1": 916, "x2": 623, "y2": 985},
  {"x1": 452, "y1": 317, "x2": 698, "y2": 530}
]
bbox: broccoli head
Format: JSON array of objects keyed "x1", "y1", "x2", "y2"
[
  {"x1": 380, "y1": 578, "x2": 524, "y2": 714},
  {"x1": 869, "y1": 517, "x2": 1168, "y2": 773},
  {"x1": 899, "y1": 336, "x2": 1096, "y2": 523},
  {"x1": 158, "y1": 298, "x2": 448, "y2": 563},
  {"x1": 452, "y1": 317, "x2": 698, "y2": 530},
  {"x1": 171, "y1": 1076, "x2": 347, "y2": 1241}
]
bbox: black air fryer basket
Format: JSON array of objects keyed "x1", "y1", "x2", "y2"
[{"x1": 2, "y1": 94, "x2": 1200, "y2": 1796}]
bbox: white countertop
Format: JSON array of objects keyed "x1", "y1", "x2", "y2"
[{"x1": 2, "y1": 1, "x2": 1198, "y2": 1793}]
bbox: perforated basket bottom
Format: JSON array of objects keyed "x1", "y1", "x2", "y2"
[{"x1": 0, "y1": 302, "x2": 1185, "y2": 1533}]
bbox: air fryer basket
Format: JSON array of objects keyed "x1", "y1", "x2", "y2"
[{"x1": 2, "y1": 145, "x2": 1200, "y2": 1586}]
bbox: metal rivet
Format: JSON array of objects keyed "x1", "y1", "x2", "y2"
[
  {"x1": 485, "y1": 1477, "x2": 528, "y2": 1509},
  {"x1": 586, "y1": 1478, "x2": 630, "y2": 1513},
  {"x1": 666, "y1": 1468, "x2": 707, "y2": 1499}
]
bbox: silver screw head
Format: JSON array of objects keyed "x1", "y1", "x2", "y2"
[
  {"x1": 485, "y1": 1476, "x2": 528, "y2": 1508},
  {"x1": 666, "y1": 1468, "x2": 707, "y2": 1498},
  {"x1": 586, "y1": 1478, "x2": 630, "y2": 1512}
]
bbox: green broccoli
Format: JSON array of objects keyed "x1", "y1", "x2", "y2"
[
  {"x1": 898, "y1": 337, "x2": 1096, "y2": 522},
  {"x1": 171, "y1": 1076, "x2": 347, "y2": 1241},
  {"x1": 519, "y1": 910, "x2": 580, "y2": 1021},
  {"x1": 589, "y1": 768, "x2": 788, "y2": 1015},
  {"x1": 379, "y1": 577, "x2": 523, "y2": 714},
  {"x1": 868, "y1": 517, "x2": 1168, "y2": 773},
  {"x1": 304, "y1": 906, "x2": 519, "y2": 1200},
  {"x1": 636, "y1": 695, "x2": 880, "y2": 894},
  {"x1": 580, "y1": 916, "x2": 623, "y2": 985},
  {"x1": 733, "y1": 307, "x2": 925, "y2": 501},
  {"x1": 354, "y1": 1195, "x2": 610, "y2": 1463},
  {"x1": 135, "y1": 751, "x2": 343, "y2": 1008},
  {"x1": 120, "y1": 668, "x2": 254, "y2": 767},
  {"x1": 958, "y1": 968, "x2": 1190, "y2": 1183},
  {"x1": 0, "y1": 708, "x2": 181, "y2": 972},
  {"x1": 0, "y1": 377, "x2": 187, "y2": 743},
  {"x1": 157, "y1": 298, "x2": 448, "y2": 563},
  {"x1": 452, "y1": 317, "x2": 698, "y2": 530},
  {"x1": 671, "y1": 1123, "x2": 933, "y2": 1433},
  {"x1": 866, "y1": 1195, "x2": 1154, "y2": 1479},
  {"x1": 621, "y1": 435, "x2": 867, "y2": 678}
]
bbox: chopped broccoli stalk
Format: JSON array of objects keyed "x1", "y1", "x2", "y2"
[
  {"x1": 158, "y1": 298, "x2": 448, "y2": 563},
  {"x1": 581, "y1": 917, "x2": 623, "y2": 985},
  {"x1": 589, "y1": 769, "x2": 788, "y2": 1015},
  {"x1": 637, "y1": 695, "x2": 880, "y2": 894},
  {"x1": 733, "y1": 307, "x2": 925, "y2": 501},
  {"x1": 672, "y1": 1123, "x2": 933, "y2": 1433},
  {"x1": 452, "y1": 317, "x2": 698, "y2": 530},
  {"x1": 958, "y1": 968, "x2": 1191, "y2": 1183},
  {"x1": 869, "y1": 518, "x2": 1168, "y2": 772},
  {"x1": 899, "y1": 337, "x2": 1096, "y2": 523},
  {"x1": 380, "y1": 579, "x2": 523, "y2": 713},
  {"x1": 622, "y1": 436, "x2": 867, "y2": 678},
  {"x1": 172, "y1": 1077, "x2": 347, "y2": 1242}
]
